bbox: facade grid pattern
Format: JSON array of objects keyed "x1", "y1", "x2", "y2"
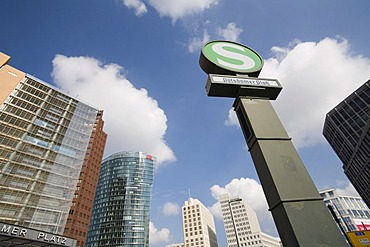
[
  {"x1": 166, "y1": 244, "x2": 185, "y2": 247},
  {"x1": 182, "y1": 198, "x2": 218, "y2": 247},
  {"x1": 0, "y1": 59, "x2": 102, "y2": 235},
  {"x1": 63, "y1": 110, "x2": 107, "y2": 246},
  {"x1": 323, "y1": 80, "x2": 370, "y2": 208},
  {"x1": 320, "y1": 189, "x2": 370, "y2": 232},
  {"x1": 86, "y1": 151, "x2": 155, "y2": 247},
  {"x1": 219, "y1": 194, "x2": 282, "y2": 247}
]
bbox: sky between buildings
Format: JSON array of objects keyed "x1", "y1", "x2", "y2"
[{"x1": 1, "y1": 1, "x2": 370, "y2": 246}]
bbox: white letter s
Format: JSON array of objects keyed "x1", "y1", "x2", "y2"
[{"x1": 211, "y1": 43, "x2": 255, "y2": 71}]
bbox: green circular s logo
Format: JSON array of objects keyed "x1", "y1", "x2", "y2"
[{"x1": 199, "y1": 41, "x2": 263, "y2": 77}]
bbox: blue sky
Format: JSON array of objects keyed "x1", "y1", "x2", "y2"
[{"x1": 1, "y1": 1, "x2": 370, "y2": 246}]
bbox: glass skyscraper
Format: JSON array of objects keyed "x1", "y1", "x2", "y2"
[
  {"x1": 86, "y1": 151, "x2": 155, "y2": 247},
  {"x1": 323, "y1": 80, "x2": 370, "y2": 208},
  {"x1": 0, "y1": 51, "x2": 107, "y2": 240}
]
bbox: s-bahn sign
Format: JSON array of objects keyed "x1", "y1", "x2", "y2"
[
  {"x1": 199, "y1": 40, "x2": 264, "y2": 77},
  {"x1": 199, "y1": 40, "x2": 282, "y2": 99},
  {"x1": 206, "y1": 74, "x2": 282, "y2": 99}
]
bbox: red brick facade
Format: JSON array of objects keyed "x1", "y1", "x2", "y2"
[{"x1": 63, "y1": 110, "x2": 107, "y2": 247}]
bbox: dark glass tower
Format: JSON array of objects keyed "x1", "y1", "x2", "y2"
[
  {"x1": 323, "y1": 80, "x2": 370, "y2": 207},
  {"x1": 86, "y1": 151, "x2": 155, "y2": 247}
]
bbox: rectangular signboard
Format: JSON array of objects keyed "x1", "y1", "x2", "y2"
[
  {"x1": 354, "y1": 219, "x2": 370, "y2": 231},
  {"x1": 205, "y1": 74, "x2": 282, "y2": 100},
  {"x1": 0, "y1": 222, "x2": 76, "y2": 246},
  {"x1": 347, "y1": 230, "x2": 370, "y2": 247}
]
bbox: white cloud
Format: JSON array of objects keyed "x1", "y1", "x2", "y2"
[
  {"x1": 188, "y1": 22, "x2": 242, "y2": 54},
  {"x1": 149, "y1": 222, "x2": 171, "y2": 244},
  {"x1": 335, "y1": 182, "x2": 360, "y2": 197},
  {"x1": 148, "y1": 0, "x2": 218, "y2": 24},
  {"x1": 123, "y1": 0, "x2": 148, "y2": 16},
  {"x1": 224, "y1": 108, "x2": 238, "y2": 126},
  {"x1": 209, "y1": 178, "x2": 277, "y2": 235},
  {"x1": 225, "y1": 37, "x2": 370, "y2": 149},
  {"x1": 209, "y1": 178, "x2": 362, "y2": 237},
  {"x1": 208, "y1": 200, "x2": 222, "y2": 219},
  {"x1": 162, "y1": 202, "x2": 180, "y2": 216},
  {"x1": 188, "y1": 30, "x2": 210, "y2": 53},
  {"x1": 121, "y1": 0, "x2": 218, "y2": 23},
  {"x1": 51, "y1": 55, "x2": 176, "y2": 167},
  {"x1": 217, "y1": 22, "x2": 243, "y2": 42}
]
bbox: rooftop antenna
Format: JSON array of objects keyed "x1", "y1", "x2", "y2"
[{"x1": 188, "y1": 188, "x2": 191, "y2": 199}]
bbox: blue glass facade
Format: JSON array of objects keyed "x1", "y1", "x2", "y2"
[{"x1": 86, "y1": 151, "x2": 155, "y2": 247}]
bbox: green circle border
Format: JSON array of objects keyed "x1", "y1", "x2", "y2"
[{"x1": 202, "y1": 40, "x2": 264, "y2": 74}]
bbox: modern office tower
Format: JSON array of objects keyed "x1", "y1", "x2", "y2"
[
  {"x1": 63, "y1": 110, "x2": 107, "y2": 246},
  {"x1": 86, "y1": 151, "x2": 155, "y2": 247},
  {"x1": 0, "y1": 51, "x2": 107, "y2": 242},
  {"x1": 219, "y1": 194, "x2": 282, "y2": 247},
  {"x1": 320, "y1": 189, "x2": 370, "y2": 232},
  {"x1": 165, "y1": 244, "x2": 184, "y2": 247},
  {"x1": 182, "y1": 197, "x2": 218, "y2": 247},
  {"x1": 323, "y1": 80, "x2": 370, "y2": 207}
]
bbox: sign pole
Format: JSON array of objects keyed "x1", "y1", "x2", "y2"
[
  {"x1": 199, "y1": 40, "x2": 348, "y2": 246},
  {"x1": 234, "y1": 97, "x2": 347, "y2": 246}
]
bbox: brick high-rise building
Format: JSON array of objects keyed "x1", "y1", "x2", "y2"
[
  {"x1": 0, "y1": 52, "x2": 107, "y2": 246},
  {"x1": 63, "y1": 110, "x2": 107, "y2": 246}
]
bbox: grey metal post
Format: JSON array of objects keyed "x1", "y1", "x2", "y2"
[{"x1": 234, "y1": 97, "x2": 348, "y2": 247}]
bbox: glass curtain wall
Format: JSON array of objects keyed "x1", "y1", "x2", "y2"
[
  {"x1": 0, "y1": 75, "x2": 98, "y2": 234},
  {"x1": 86, "y1": 151, "x2": 155, "y2": 247}
]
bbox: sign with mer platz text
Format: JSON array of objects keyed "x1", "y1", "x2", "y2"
[{"x1": 0, "y1": 222, "x2": 76, "y2": 246}]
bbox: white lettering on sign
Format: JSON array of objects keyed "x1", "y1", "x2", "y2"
[
  {"x1": 1, "y1": 225, "x2": 11, "y2": 233},
  {"x1": 1, "y1": 224, "x2": 27, "y2": 237},
  {"x1": 360, "y1": 238, "x2": 370, "y2": 244},
  {"x1": 212, "y1": 76, "x2": 280, "y2": 87},
  {"x1": 20, "y1": 228, "x2": 27, "y2": 236},
  {"x1": 0, "y1": 223, "x2": 70, "y2": 246},
  {"x1": 37, "y1": 232, "x2": 67, "y2": 245},
  {"x1": 211, "y1": 43, "x2": 255, "y2": 70},
  {"x1": 11, "y1": 227, "x2": 19, "y2": 235}
]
